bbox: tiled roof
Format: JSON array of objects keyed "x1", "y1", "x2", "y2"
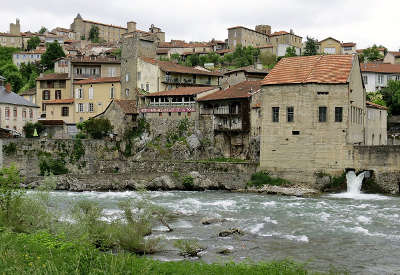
[
  {"x1": 36, "y1": 73, "x2": 69, "y2": 81},
  {"x1": 261, "y1": 55, "x2": 354, "y2": 85},
  {"x1": 388, "y1": 51, "x2": 400, "y2": 57},
  {"x1": 342, "y1": 42, "x2": 356, "y2": 47},
  {"x1": 256, "y1": 44, "x2": 273, "y2": 49},
  {"x1": 19, "y1": 88, "x2": 36, "y2": 96},
  {"x1": 0, "y1": 32, "x2": 21, "y2": 37},
  {"x1": 74, "y1": 77, "x2": 120, "y2": 85},
  {"x1": 319, "y1": 37, "x2": 341, "y2": 43},
  {"x1": 70, "y1": 56, "x2": 120, "y2": 64},
  {"x1": 82, "y1": 19, "x2": 127, "y2": 30},
  {"x1": 225, "y1": 65, "x2": 269, "y2": 75},
  {"x1": 198, "y1": 81, "x2": 261, "y2": 101},
  {"x1": 114, "y1": 100, "x2": 138, "y2": 114},
  {"x1": 366, "y1": 101, "x2": 388, "y2": 110},
  {"x1": 182, "y1": 51, "x2": 209, "y2": 56},
  {"x1": 158, "y1": 41, "x2": 212, "y2": 48},
  {"x1": 16, "y1": 48, "x2": 46, "y2": 55},
  {"x1": 227, "y1": 26, "x2": 269, "y2": 36},
  {"x1": 360, "y1": 63, "x2": 400, "y2": 74},
  {"x1": 43, "y1": 99, "x2": 74, "y2": 104},
  {"x1": 140, "y1": 57, "x2": 222, "y2": 76},
  {"x1": 156, "y1": 48, "x2": 170, "y2": 54},
  {"x1": 216, "y1": 49, "x2": 233, "y2": 54},
  {"x1": 270, "y1": 31, "x2": 289, "y2": 36},
  {"x1": 146, "y1": 86, "x2": 216, "y2": 97},
  {"x1": 0, "y1": 86, "x2": 39, "y2": 108}
]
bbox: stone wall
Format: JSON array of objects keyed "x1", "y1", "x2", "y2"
[{"x1": 1, "y1": 138, "x2": 257, "y2": 191}]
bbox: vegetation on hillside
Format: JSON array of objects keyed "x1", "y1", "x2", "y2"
[
  {"x1": 26, "y1": 36, "x2": 41, "y2": 51},
  {"x1": 247, "y1": 171, "x2": 292, "y2": 188},
  {"x1": 89, "y1": 25, "x2": 100, "y2": 43},
  {"x1": 359, "y1": 44, "x2": 387, "y2": 63},
  {"x1": 77, "y1": 118, "x2": 113, "y2": 139},
  {"x1": 41, "y1": 41, "x2": 66, "y2": 70}
]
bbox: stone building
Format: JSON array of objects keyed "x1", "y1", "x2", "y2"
[
  {"x1": 259, "y1": 55, "x2": 368, "y2": 183},
  {"x1": 197, "y1": 81, "x2": 262, "y2": 160},
  {"x1": 360, "y1": 63, "x2": 400, "y2": 92},
  {"x1": 19, "y1": 88, "x2": 37, "y2": 105},
  {"x1": 0, "y1": 19, "x2": 23, "y2": 48},
  {"x1": 12, "y1": 48, "x2": 46, "y2": 67},
  {"x1": 95, "y1": 99, "x2": 138, "y2": 137},
  {"x1": 157, "y1": 40, "x2": 214, "y2": 58},
  {"x1": 269, "y1": 30, "x2": 302, "y2": 56},
  {"x1": 341, "y1": 42, "x2": 357, "y2": 55},
  {"x1": 365, "y1": 101, "x2": 387, "y2": 145},
  {"x1": 0, "y1": 78, "x2": 39, "y2": 135},
  {"x1": 52, "y1": 27, "x2": 76, "y2": 40},
  {"x1": 383, "y1": 51, "x2": 400, "y2": 64},
  {"x1": 222, "y1": 64, "x2": 268, "y2": 87}
]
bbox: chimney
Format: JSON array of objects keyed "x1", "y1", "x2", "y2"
[
  {"x1": 127, "y1": 21, "x2": 137, "y2": 33},
  {"x1": 5, "y1": 83, "x2": 12, "y2": 93}
]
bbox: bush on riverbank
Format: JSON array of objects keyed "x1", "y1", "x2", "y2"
[
  {"x1": 0, "y1": 230, "x2": 332, "y2": 275},
  {"x1": 247, "y1": 171, "x2": 291, "y2": 188}
]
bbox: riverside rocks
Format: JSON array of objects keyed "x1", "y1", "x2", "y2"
[
  {"x1": 201, "y1": 217, "x2": 227, "y2": 225},
  {"x1": 243, "y1": 185, "x2": 320, "y2": 197},
  {"x1": 218, "y1": 228, "x2": 244, "y2": 237}
]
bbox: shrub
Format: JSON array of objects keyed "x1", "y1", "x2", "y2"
[
  {"x1": 182, "y1": 175, "x2": 194, "y2": 190},
  {"x1": 70, "y1": 138, "x2": 85, "y2": 163},
  {"x1": 39, "y1": 157, "x2": 68, "y2": 176},
  {"x1": 23, "y1": 122, "x2": 45, "y2": 138},
  {"x1": 247, "y1": 171, "x2": 291, "y2": 188},
  {"x1": 0, "y1": 165, "x2": 24, "y2": 223},
  {"x1": 78, "y1": 118, "x2": 113, "y2": 139},
  {"x1": 3, "y1": 142, "x2": 17, "y2": 155},
  {"x1": 174, "y1": 239, "x2": 204, "y2": 257},
  {"x1": 321, "y1": 172, "x2": 346, "y2": 192}
]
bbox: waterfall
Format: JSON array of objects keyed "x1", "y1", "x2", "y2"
[{"x1": 346, "y1": 171, "x2": 366, "y2": 195}]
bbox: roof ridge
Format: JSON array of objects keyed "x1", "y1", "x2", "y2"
[{"x1": 303, "y1": 55, "x2": 323, "y2": 83}]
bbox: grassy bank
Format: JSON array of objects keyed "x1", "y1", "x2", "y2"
[{"x1": 0, "y1": 230, "x2": 333, "y2": 275}]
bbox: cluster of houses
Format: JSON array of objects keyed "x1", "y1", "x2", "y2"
[{"x1": 0, "y1": 15, "x2": 393, "y2": 163}]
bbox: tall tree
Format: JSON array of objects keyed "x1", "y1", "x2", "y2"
[
  {"x1": 39, "y1": 27, "x2": 47, "y2": 34},
  {"x1": 40, "y1": 42, "x2": 65, "y2": 70},
  {"x1": 0, "y1": 46, "x2": 19, "y2": 68},
  {"x1": 359, "y1": 45, "x2": 384, "y2": 63},
  {"x1": 26, "y1": 36, "x2": 41, "y2": 51},
  {"x1": 285, "y1": 46, "x2": 297, "y2": 57},
  {"x1": 303, "y1": 37, "x2": 318, "y2": 56},
  {"x1": 381, "y1": 80, "x2": 400, "y2": 115},
  {"x1": 88, "y1": 25, "x2": 100, "y2": 43}
]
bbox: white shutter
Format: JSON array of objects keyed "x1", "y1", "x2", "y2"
[
  {"x1": 85, "y1": 103, "x2": 89, "y2": 113},
  {"x1": 75, "y1": 103, "x2": 79, "y2": 113},
  {"x1": 75, "y1": 89, "x2": 79, "y2": 99},
  {"x1": 89, "y1": 87, "x2": 93, "y2": 100},
  {"x1": 81, "y1": 89, "x2": 84, "y2": 99}
]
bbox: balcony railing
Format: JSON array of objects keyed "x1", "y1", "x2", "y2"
[
  {"x1": 74, "y1": 74, "x2": 100, "y2": 79},
  {"x1": 163, "y1": 77, "x2": 213, "y2": 86},
  {"x1": 214, "y1": 121, "x2": 243, "y2": 131},
  {"x1": 148, "y1": 102, "x2": 196, "y2": 107}
]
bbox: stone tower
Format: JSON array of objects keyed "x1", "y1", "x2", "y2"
[
  {"x1": 255, "y1": 25, "x2": 271, "y2": 35},
  {"x1": 10, "y1": 19, "x2": 20, "y2": 35}
]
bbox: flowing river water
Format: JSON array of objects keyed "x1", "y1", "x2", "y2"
[{"x1": 43, "y1": 190, "x2": 400, "y2": 274}]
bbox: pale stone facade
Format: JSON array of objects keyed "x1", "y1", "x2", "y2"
[
  {"x1": 319, "y1": 37, "x2": 342, "y2": 54},
  {"x1": 13, "y1": 48, "x2": 45, "y2": 67},
  {"x1": 228, "y1": 26, "x2": 270, "y2": 49},
  {"x1": 365, "y1": 102, "x2": 387, "y2": 145}
]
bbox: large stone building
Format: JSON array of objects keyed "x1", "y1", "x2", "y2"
[
  {"x1": 222, "y1": 64, "x2": 269, "y2": 87},
  {"x1": 227, "y1": 25, "x2": 302, "y2": 56},
  {"x1": 70, "y1": 14, "x2": 164, "y2": 43},
  {"x1": 259, "y1": 55, "x2": 380, "y2": 183},
  {"x1": 0, "y1": 77, "x2": 39, "y2": 135},
  {"x1": 0, "y1": 19, "x2": 23, "y2": 48},
  {"x1": 365, "y1": 101, "x2": 387, "y2": 145},
  {"x1": 360, "y1": 63, "x2": 400, "y2": 92},
  {"x1": 157, "y1": 40, "x2": 214, "y2": 58},
  {"x1": 383, "y1": 51, "x2": 400, "y2": 64}
]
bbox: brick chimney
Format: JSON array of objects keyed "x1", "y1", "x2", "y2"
[{"x1": 5, "y1": 83, "x2": 12, "y2": 93}]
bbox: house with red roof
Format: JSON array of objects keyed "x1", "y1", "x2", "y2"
[
  {"x1": 259, "y1": 54, "x2": 386, "y2": 184},
  {"x1": 360, "y1": 63, "x2": 400, "y2": 92}
]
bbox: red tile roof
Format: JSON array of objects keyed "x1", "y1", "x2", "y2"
[
  {"x1": 198, "y1": 81, "x2": 261, "y2": 101},
  {"x1": 74, "y1": 77, "x2": 120, "y2": 85},
  {"x1": 82, "y1": 19, "x2": 127, "y2": 30},
  {"x1": 366, "y1": 101, "x2": 388, "y2": 110},
  {"x1": 342, "y1": 42, "x2": 356, "y2": 47},
  {"x1": 17, "y1": 48, "x2": 46, "y2": 55},
  {"x1": 70, "y1": 56, "x2": 120, "y2": 64},
  {"x1": 388, "y1": 51, "x2": 400, "y2": 57},
  {"x1": 261, "y1": 55, "x2": 354, "y2": 85},
  {"x1": 114, "y1": 100, "x2": 138, "y2": 114},
  {"x1": 319, "y1": 37, "x2": 341, "y2": 43},
  {"x1": 43, "y1": 99, "x2": 74, "y2": 104},
  {"x1": 156, "y1": 48, "x2": 170, "y2": 54},
  {"x1": 360, "y1": 63, "x2": 400, "y2": 74},
  {"x1": 37, "y1": 73, "x2": 69, "y2": 81},
  {"x1": 140, "y1": 57, "x2": 222, "y2": 76},
  {"x1": 0, "y1": 32, "x2": 21, "y2": 37},
  {"x1": 146, "y1": 86, "x2": 216, "y2": 97},
  {"x1": 270, "y1": 31, "x2": 289, "y2": 36}
]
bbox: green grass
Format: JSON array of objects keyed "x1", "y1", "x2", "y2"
[
  {"x1": 0, "y1": 230, "x2": 334, "y2": 275},
  {"x1": 247, "y1": 171, "x2": 292, "y2": 188}
]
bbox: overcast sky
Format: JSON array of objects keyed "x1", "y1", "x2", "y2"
[{"x1": 1, "y1": 0, "x2": 399, "y2": 50}]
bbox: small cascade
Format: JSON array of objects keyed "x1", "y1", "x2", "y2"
[{"x1": 346, "y1": 171, "x2": 366, "y2": 195}]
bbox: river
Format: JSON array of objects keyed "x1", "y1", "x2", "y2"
[{"x1": 43, "y1": 190, "x2": 400, "y2": 274}]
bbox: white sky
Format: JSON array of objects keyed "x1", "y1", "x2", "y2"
[{"x1": 1, "y1": 0, "x2": 399, "y2": 50}]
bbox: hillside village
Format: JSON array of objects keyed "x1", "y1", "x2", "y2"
[{"x1": 0, "y1": 14, "x2": 399, "y2": 185}]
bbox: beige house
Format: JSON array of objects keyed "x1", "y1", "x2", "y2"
[
  {"x1": 383, "y1": 51, "x2": 400, "y2": 64},
  {"x1": 0, "y1": 79, "x2": 39, "y2": 135},
  {"x1": 137, "y1": 57, "x2": 222, "y2": 94},
  {"x1": 341, "y1": 42, "x2": 357, "y2": 55},
  {"x1": 73, "y1": 77, "x2": 121, "y2": 123},
  {"x1": 319, "y1": 37, "x2": 342, "y2": 54},
  {"x1": 365, "y1": 101, "x2": 387, "y2": 145},
  {"x1": 260, "y1": 55, "x2": 367, "y2": 183}
]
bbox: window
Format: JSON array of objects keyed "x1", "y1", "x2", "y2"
[
  {"x1": 324, "y1": 47, "x2": 336, "y2": 54},
  {"x1": 89, "y1": 103, "x2": 94, "y2": 112},
  {"x1": 5, "y1": 107, "x2": 10, "y2": 120},
  {"x1": 61, "y1": 107, "x2": 69, "y2": 116},
  {"x1": 13, "y1": 107, "x2": 17, "y2": 118},
  {"x1": 89, "y1": 87, "x2": 94, "y2": 100},
  {"x1": 110, "y1": 87, "x2": 115, "y2": 99},
  {"x1": 125, "y1": 89, "x2": 130, "y2": 97},
  {"x1": 178, "y1": 112, "x2": 181, "y2": 116},
  {"x1": 137, "y1": 71, "x2": 141, "y2": 81},
  {"x1": 125, "y1": 73, "x2": 129, "y2": 82},
  {"x1": 292, "y1": 131, "x2": 300, "y2": 135},
  {"x1": 335, "y1": 107, "x2": 343, "y2": 122},
  {"x1": 319, "y1": 107, "x2": 327, "y2": 122},
  {"x1": 22, "y1": 109, "x2": 26, "y2": 120},
  {"x1": 29, "y1": 109, "x2": 33, "y2": 119},
  {"x1": 42, "y1": 103, "x2": 46, "y2": 111},
  {"x1": 42, "y1": 90, "x2": 50, "y2": 100},
  {"x1": 146, "y1": 84, "x2": 149, "y2": 91},
  {"x1": 272, "y1": 107, "x2": 279, "y2": 122},
  {"x1": 287, "y1": 106, "x2": 294, "y2": 122},
  {"x1": 317, "y1": 91, "x2": 329, "y2": 95},
  {"x1": 55, "y1": 90, "x2": 61, "y2": 99},
  {"x1": 187, "y1": 112, "x2": 191, "y2": 117},
  {"x1": 378, "y1": 74, "x2": 384, "y2": 84},
  {"x1": 363, "y1": 75, "x2": 368, "y2": 84},
  {"x1": 75, "y1": 88, "x2": 83, "y2": 99},
  {"x1": 78, "y1": 103, "x2": 84, "y2": 112},
  {"x1": 168, "y1": 112, "x2": 171, "y2": 116},
  {"x1": 159, "y1": 112, "x2": 162, "y2": 117}
]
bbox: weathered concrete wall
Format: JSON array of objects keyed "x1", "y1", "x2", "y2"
[{"x1": 1, "y1": 138, "x2": 257, "y2": 191}]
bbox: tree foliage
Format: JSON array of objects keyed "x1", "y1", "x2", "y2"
[
  {"x1": 366, "y1": 91, "x2": 386, "y2": 107},
  {"x1": 303, "y1": 37, "x2": 318, "y2": 56},
  {"x1": 381, "y1": 80, "x2": 400, "y2": 115},
  {"x1": 41, "y1": 42, "x2": 65, "y2": 70},
  {"x1": 259, "y1": 52, "x2": 277, "y2": 69},
  {"x1": 88, "y1": 25, "x2": 100, "y2": 43},
  {"x1": 0, "y1": 46, "x2": 19, "y2": 68},
  {"x1": 222, "y1": 45, "x2": 260, "y2": 68},
  {"x1": 359, "y1": 45, "x2": 385, "y2": 63},
  {"x1": 284, "y1": 46, "x2": 297, "y2": 57},
  {"x1": 77, "y1": 118, "x2": 113, "y2": 139},
  {"x1": 23, "y1": 122, "x2": 45, "y2": 138},
  {"x1": 27, "y1": 36, "x2": 41, "y2": 51},
  {"x1": 38, "y1": 27, "x2": 47, "y2": 34}
]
